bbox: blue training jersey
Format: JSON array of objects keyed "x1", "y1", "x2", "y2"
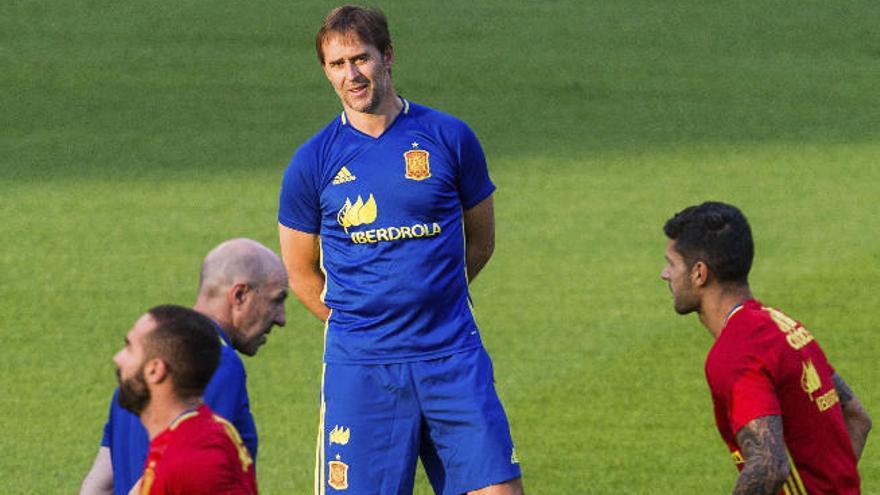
[
  {"x1": 279, "y1": 99, "x2": 494, "y2": 364},
  {"x1": 100, "y1": 324, "x2": 257, "y2": 495}
]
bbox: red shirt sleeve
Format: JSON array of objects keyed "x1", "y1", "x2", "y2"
[
  {"x1": 728, "y1": 363, "x2": 781, "y2": 433},
  {"x1": 707, "y1": 320, "x2": 782, "y2": 435}
]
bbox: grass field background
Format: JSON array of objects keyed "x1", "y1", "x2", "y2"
[{"x1": 2, "y1": 0, "x2": 878, "y2": 493}]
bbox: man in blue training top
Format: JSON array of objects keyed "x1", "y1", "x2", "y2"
[
  {"x1": 278, "y1": 6, "x2": 523, "y2": 495},
  {"x1": 79, "y1": 238, "x2": 288, "y2": 495}
]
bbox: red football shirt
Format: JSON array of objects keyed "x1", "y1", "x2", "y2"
[
  {"x1": 140, "y1": 404, "x2": 257, "y2": 495},
  {"x1": 705, "y1": 299, "x2": 859, "y2": 494}
]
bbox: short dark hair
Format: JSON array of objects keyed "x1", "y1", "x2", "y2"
[
  {"x1": 145, "y1": 305, "x2": 220, "y2": 400},
  {"x1": 316, "y1": 5, "x2": 392, "y2": 64},
  {"x1": 663, "y1": 201, "x2": 754, "y2": 285}
]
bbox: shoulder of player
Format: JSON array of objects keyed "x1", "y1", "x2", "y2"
[
  {"x1": 723, "y1": 301, "x2": 779, "y2": 337},
  {"x1": 165, "y1": 410, "x2": 234, "y2": 448},
  {"x1": 288, "y1": 115, "x2": 348, "y2": 167},
  {"x1": 203, "y1": 346, "x2": 247, "y2": 402},
  {"x1": 706, "y1": 308, "x2": 774, "y2": 376},
  {"x1": 406, "y1": 101, "x2": 473, "y2": 135},
  {"x1": 155, "y1": 426, "x2": 242, "y2": 485}
]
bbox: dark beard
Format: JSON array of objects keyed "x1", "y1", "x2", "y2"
[{"x1": 117, "y1": 367, "x2": 150, "y2": 415}]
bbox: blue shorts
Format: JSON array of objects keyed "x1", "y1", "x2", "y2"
[{"x1": 315, "y1": 346, "x2": 521, "y2": 495}]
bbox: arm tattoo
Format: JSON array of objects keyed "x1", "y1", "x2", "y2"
[
  {"x1": 733, "y1": 415, "x2": 790, "y2": 495},
  {"x1": 833, "y1": 372, "x2": 855, "y2": 403}
]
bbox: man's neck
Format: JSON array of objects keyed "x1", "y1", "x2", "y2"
[
  {"x1": 192, "y1": 299, "x2": 230, "y2": 338},
  {"x1": 698, "y1": 285, "x2": 753, "y2": 339},
  {"x1": 345, "y1": 92, "x2": 403, "y2": 138},
  {"x1": 140, "y1": 395, "x2": 202, "y2": 440}
]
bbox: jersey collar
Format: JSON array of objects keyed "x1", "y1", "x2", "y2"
[
  {"x1": 340, "y1": 96, "x2": 410, "y2": 126},
  {"x1": 209, "y1": 319, "x2": 232, "y2": 348}
]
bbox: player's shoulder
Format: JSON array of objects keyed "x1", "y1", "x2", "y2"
[
  {"x1": 706, "y1": 301, "x2": 771, "y2": 370},
  {"x1": 725, "y1": 299, "x2": 779, "y2": 335},
  {"x1": 405, "y1": 100, "x2": 474, "y2": 135},
  {"x1": 290, "y1": 114, "x2": 347, "y2": 165},
  {"x1": 166, "y1": 407, "x2": 227, "y2": 446}
]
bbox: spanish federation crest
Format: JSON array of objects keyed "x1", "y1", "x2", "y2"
[
  {"x1": 328, "y1": 458, "x2": 349, "y2": 490},
  {"x1": 404, "y1": 142, "x2": 431, "y2": 181}
]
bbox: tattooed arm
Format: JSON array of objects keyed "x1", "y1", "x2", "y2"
[
  {"x1": 833, "y1": 373, "x2": 872, "y2": 461},
  {"x1": 733, "y1": 415, "x2": 789, "y2": 495}
]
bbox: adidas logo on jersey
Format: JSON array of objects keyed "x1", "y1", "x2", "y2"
[{"x1": 332, "y1": 166, "x2": 357, "y2": 185}]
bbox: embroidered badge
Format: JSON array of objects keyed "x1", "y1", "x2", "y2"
[
  {"x1": 328, "y1": 456, "x2": 349, "y2": 490},
  {"x1": 404, "y1": 142, "x2": 431, "y2": 181}
]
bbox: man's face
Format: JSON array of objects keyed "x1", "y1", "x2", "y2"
[
  {"x1": 661, "y1": 240, "x2": 701, "y2": 315},
  {"x1": 113, "y1": 314, "x2": 155, "y2": 414},
  {"x1": 321, "y1": 32, "x2": 393, "y2": 115},
  {"x1": 232, "y1": 273, "x2": 288, "y2": 356}
]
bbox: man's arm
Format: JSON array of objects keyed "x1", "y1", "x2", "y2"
[
  {"x1": 279, "y1": 224, "x2": 330, "y2": 322},
  {"x1": 733, "y1": 415, "x2": 790, "y2": 495},
  {"x1": 833, "y1": 372, "x2": 872, "y2": 460},
  {"x1": 79, "y1": 446, "x2": 113, "y2": 495},
  {"x1": 463, "y1": 195, "x2": 495, "y2": 283}
]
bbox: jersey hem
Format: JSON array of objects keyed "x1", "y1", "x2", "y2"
[
  {"x1": 462, "y1": 184, "x2": 496, "y2": 211},
  {"x1": 278, "y1": 215, "x2": 319, "y2": 234}
]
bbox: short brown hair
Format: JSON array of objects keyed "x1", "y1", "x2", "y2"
[
  {"x1": 316, "y1": 5, "x2": 391, "y2": 64},
  {"x1": 145, "y1": 305, "x2": 220, "y2": 400}
]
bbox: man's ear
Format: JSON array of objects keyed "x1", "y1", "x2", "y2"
[
  {"x1": 228, "y1": 282, "x2": 251, "y2": 308},
  {"x1": 691, "y1": 261, "x2": 710, "y2": 288},
  {"x1": 384, "y1": 45, "x2": 394, "y2": 69},
  {"x1": 143, "y1": 358, "x2": 168, "y2": 385}
]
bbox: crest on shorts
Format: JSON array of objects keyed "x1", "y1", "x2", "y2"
[
  {"x1": 404, "y1": 142, "x2": 431, "y2": 181},
  {"x1": 328, "y1": 456, "x2": 349, "y2": 490}
]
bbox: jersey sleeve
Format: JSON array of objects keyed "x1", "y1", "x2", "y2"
[
  {"x1": 203, "y1": 350, "x2": 258, "y2": 461},
  {"x1": 453, "y1": 123, "x2": 495, "y2": 210},
  {"x1": 708, "y1": 345, "x2": 781, "y2": 435},
  {"x1": 278, "y1": 146, "x2": 322, "y2": 234}
]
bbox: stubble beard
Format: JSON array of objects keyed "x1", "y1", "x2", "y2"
[
  {"x1": 341, "y1": 65, "x2": 389, "y2": 114},
  {"x1": 117, "y1": 366, "x2": 150, "y2": 415},
  {"x1": 671, "y1": 281, "x2": 700, "y2": 315},
  {"x1": 673, "y1": 291, "x2": 700, "y2": 315},
  {"x1": 343, "y1": 82, "x2": 383, "y2": 114}
]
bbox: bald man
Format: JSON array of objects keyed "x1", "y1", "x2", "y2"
[{"x1": 80, "y1": 238, "x2": 288, "y2": 495}]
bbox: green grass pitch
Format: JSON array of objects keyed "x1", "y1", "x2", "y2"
[{"x1": 2, "y1": 1, "x2": 878, "y2": 493}]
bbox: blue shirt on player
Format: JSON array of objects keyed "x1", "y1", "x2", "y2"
[
  {"x1": 100, "y1": 323, "x2": 257, "y2": 495},
  {"x1": 278, "y1": 99, "x2": 494, "y2": 364}
]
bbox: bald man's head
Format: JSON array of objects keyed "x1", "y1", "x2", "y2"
[
  {"x1": 197, "y1": 238, "x2": 288, "y2": 355},
  {"x1": 199, "y1": 238, "x2": 285, "y2": 296}
]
